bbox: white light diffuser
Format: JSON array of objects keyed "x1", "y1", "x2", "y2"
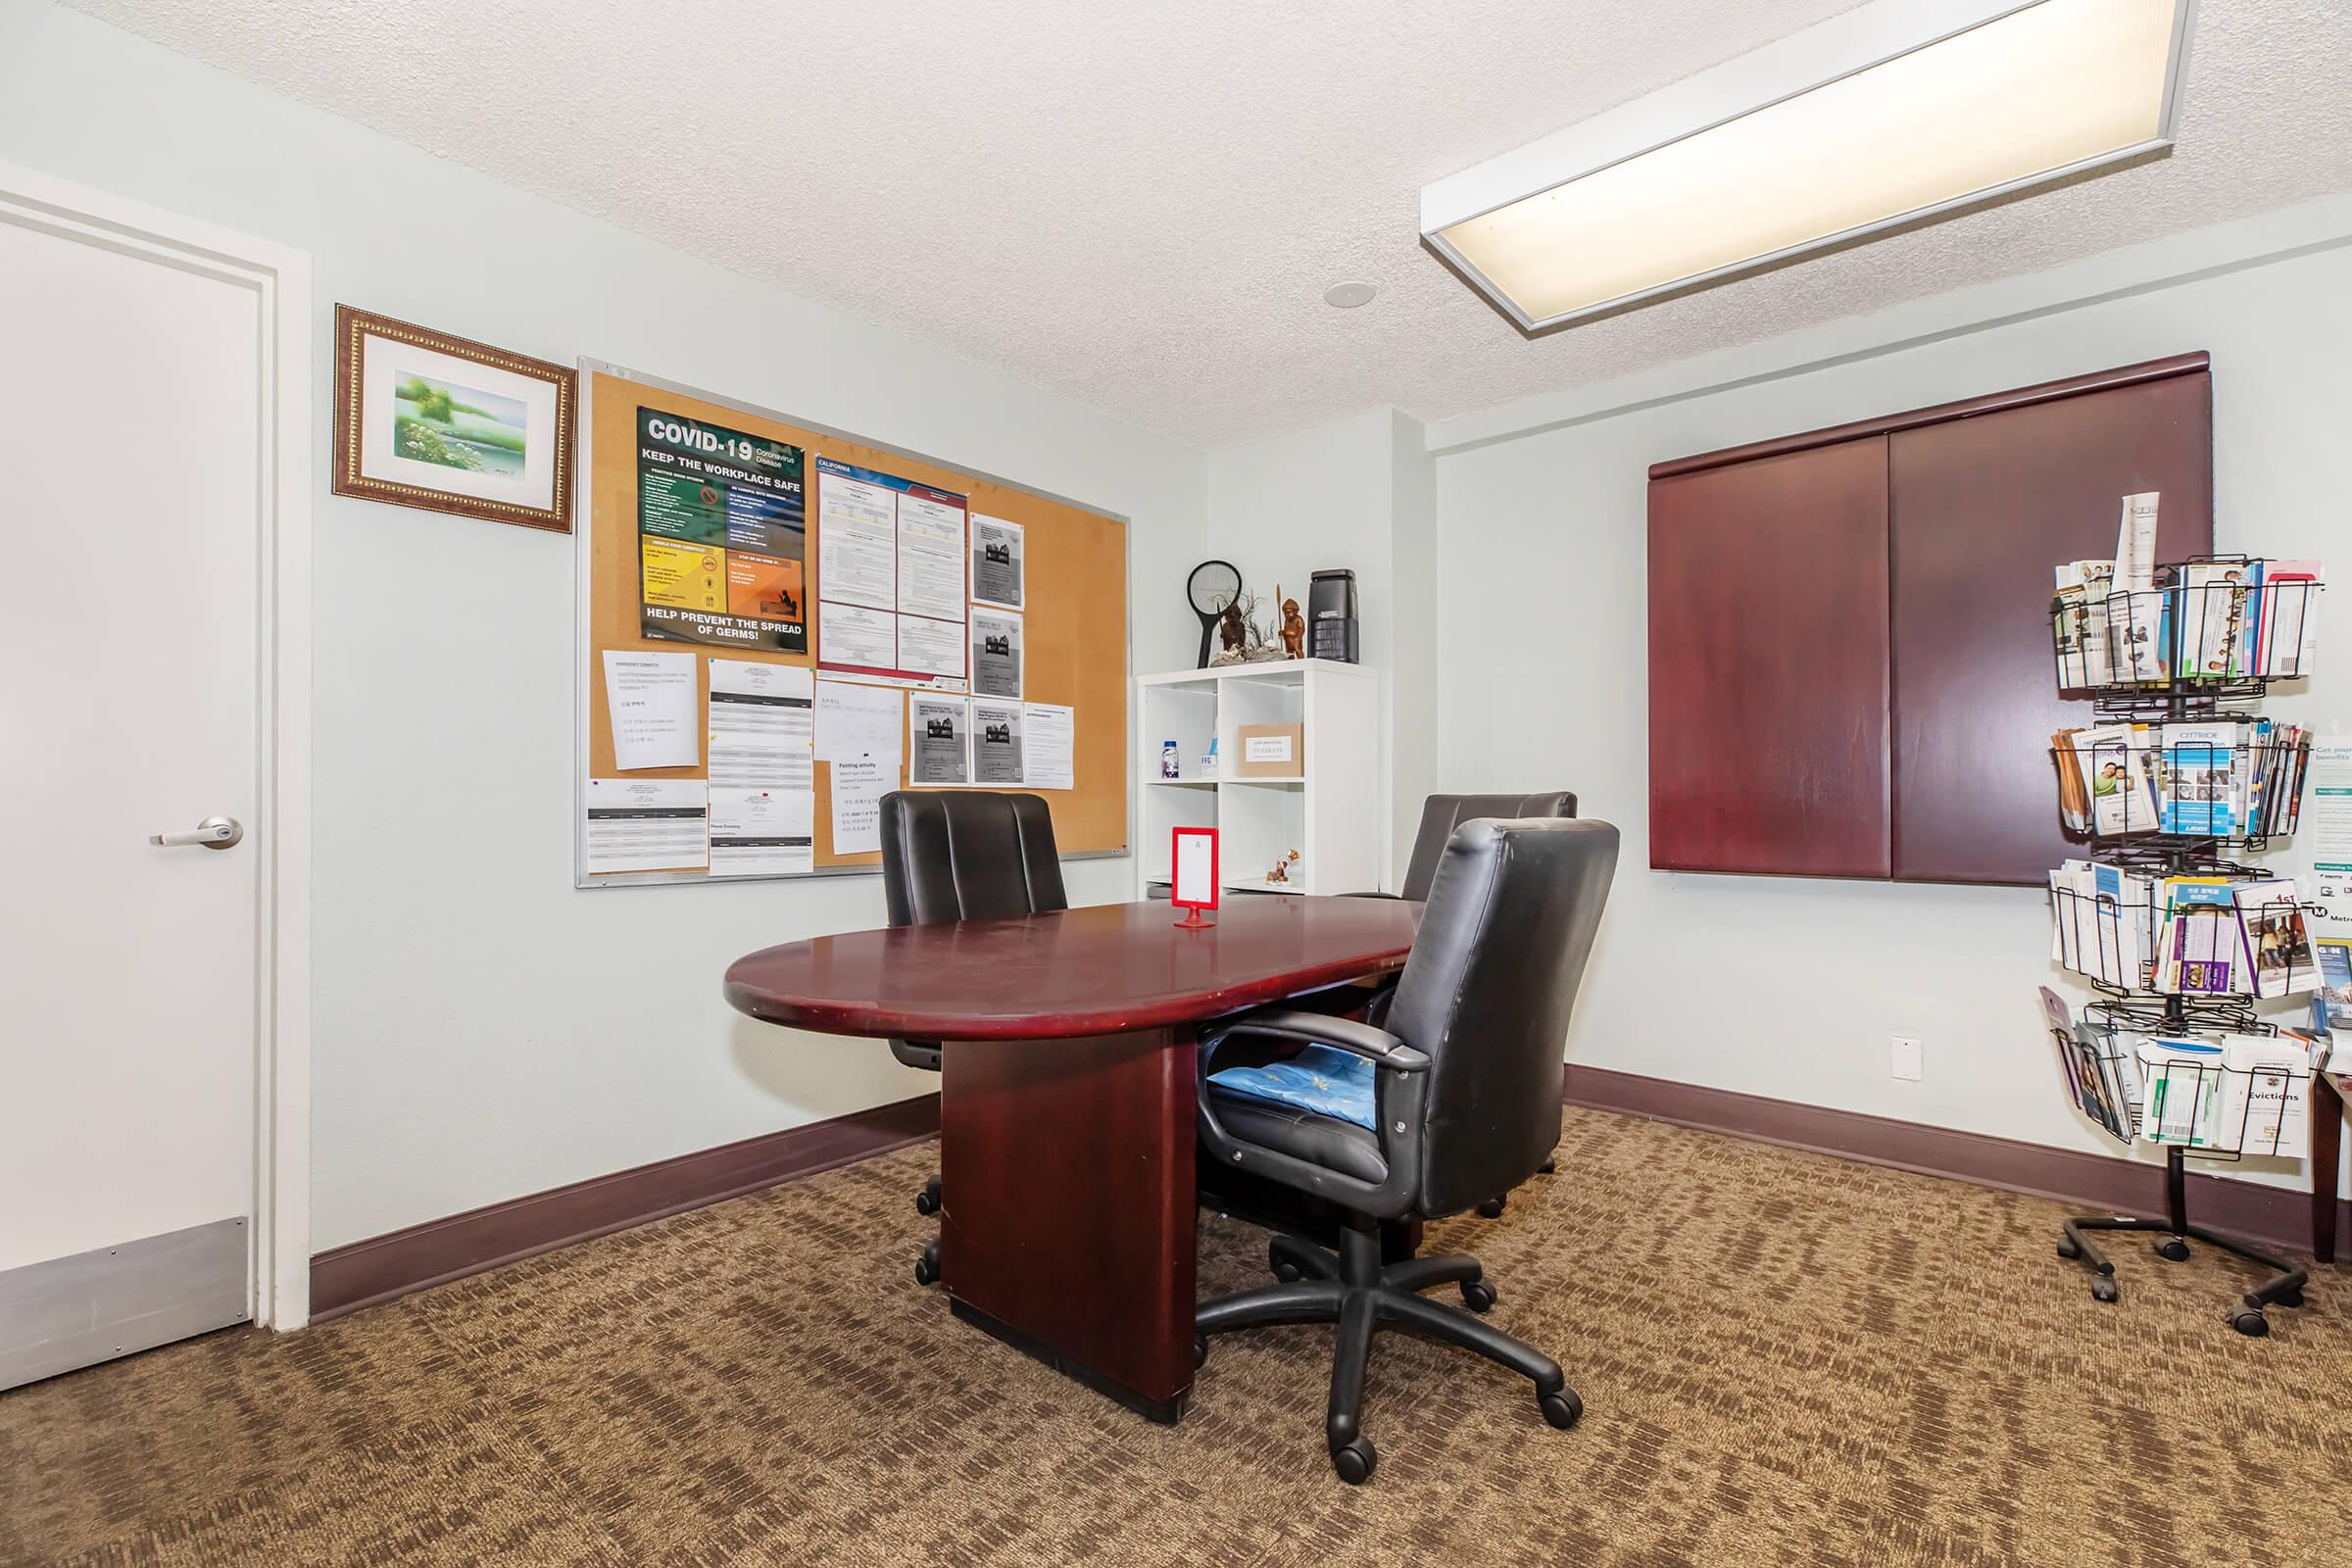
[{"x1": 1421, "y1": 0, "x2": 2195, "y2": 331}]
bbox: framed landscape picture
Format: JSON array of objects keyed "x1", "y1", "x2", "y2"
[{"x1": 332, "y1": 305, "x2": 575, "y2": 532}]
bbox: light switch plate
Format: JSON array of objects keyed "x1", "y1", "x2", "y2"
[{"x1": 1890, "y1": 1035, "x2": 1924, "y2": 1081}]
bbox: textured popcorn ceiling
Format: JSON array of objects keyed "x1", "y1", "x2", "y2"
[{"x1": 63, "y1": 0, "x2": 2352, "y2": 448}]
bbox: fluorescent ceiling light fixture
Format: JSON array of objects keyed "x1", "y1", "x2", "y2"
[{"x1": 1421, "y1": 0, "x2": 2195, "y2": 331}]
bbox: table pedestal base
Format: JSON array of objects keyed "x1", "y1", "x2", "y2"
[
  {"x1": 940, "y1": 1026, "x2": 1198, "y2": 1420},
  {"x1": 948, "y1": 1299, "x2": 1190, "y2": 1424}
]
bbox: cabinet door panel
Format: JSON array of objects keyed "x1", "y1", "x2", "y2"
[
  {"x1": 1647, "y1": 437, "x2": 1890, "y2": 877},
  {"x1": 1888, "y1": 372, "x2": 2212, "y2": 885}
]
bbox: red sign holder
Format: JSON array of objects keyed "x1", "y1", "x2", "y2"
[{"x1": 1171, "y1": 825, "x2": 1219, "y2": 928}]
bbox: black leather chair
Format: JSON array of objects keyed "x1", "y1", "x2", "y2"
[
  {"x1": 1374, "y1": 791, "x2": 1578, "y2": 904},
  {"x1": 878, "y1": 790, "x2": 1067, "y2": 1285},
  {"x1": 1349, "y1": 791, "x2": 1578, "y2": 1216},
  {"x1": 1194, "y1": 816, "x2": 1618, "y2": 1484}
]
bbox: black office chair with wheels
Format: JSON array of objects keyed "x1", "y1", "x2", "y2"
[
  {"x1": 1347, "y1": 791, "x2": 1578, "y2": 1216},
  {"x1": 1361, "y1": 791, "x2": 1578, "y2": 905},
  {"x1": 1194, "y1": 816, "x2": 1618, "y2": 1484},
  {"x1": 878, "y1": 789, "x2": 1067, "y2": 1285}
]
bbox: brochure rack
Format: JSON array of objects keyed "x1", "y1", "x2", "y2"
[
  {"x1": 2048, "y1": 877, "x2": 2317, "y2": 1005},
  {"x1": 2047, "y1": 731, "x2": 2311, "y2": 855},
  {"x1": 2044, "y1": 557, "x2": 2325, "y2": 1337}
]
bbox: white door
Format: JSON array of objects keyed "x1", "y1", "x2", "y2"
[{"x1": 0, "y1": 205, "x2": 268, "y2": 1387}]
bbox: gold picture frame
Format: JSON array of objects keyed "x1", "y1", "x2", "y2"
[{"x1": 332, "y1": 305, "x2": 575, "y2": 532}]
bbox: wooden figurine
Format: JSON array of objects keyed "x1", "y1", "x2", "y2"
[
  {"x1": 1218, "y1": 599, "x2": 1248, "y2": 655},
  {"x1": 1279, "y1": 589, "x2": 1306, "y2": 661}
]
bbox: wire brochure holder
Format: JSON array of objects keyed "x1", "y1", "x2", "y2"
[{"x1": 2043, "y1": 556, "x2": 2328, "y2": 1337}]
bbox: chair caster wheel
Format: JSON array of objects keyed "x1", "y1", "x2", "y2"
[
  {"x1": 1539, "y1": 1389, "x2": 1582, "y2": 1431},
  {"x1": 1476, "y1": 1198, "x2": 1505, "y2": 1219},
  {"x1": 1460, "y1": 1280, "x2": 1496, "y2": 1313},
  {"x1": 1194, "y1": 1336, "x2": 1207, "y2": 1369},
  {"x1": 2273, "y1": 1288, "x2": 2305, "y2": 1309},
  {"x1": 2230, "y1": 1309, "x2": 2270, "y2": 1338},
  {"x1": 2090, "y1": 1276, "x2": 2119, "y2": 1303},
  {"x1": 1329, "y1": 1436, "x2": 1377, "y2": 1485},
  {"x1": 2056, "y1": 1237, "x2": 2081, "y2": 1259},
  {"x1": 1272, "y1": 1262, "x2": 1302, "y2": 1284},
  {"x1": 914, "y1": 1190, "x2": 940, "y2": 1216},
  {"x1": 2154, "y1": 1238, "x2": 2190, "y2": 1262},
  {"x1": 913, "y1": 1255, "x2": 939, "y2": 1286}
]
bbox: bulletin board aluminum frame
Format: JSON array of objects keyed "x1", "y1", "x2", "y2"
[{"x1": 571, "y1": 358, "x2": 1134, "y2": 889}]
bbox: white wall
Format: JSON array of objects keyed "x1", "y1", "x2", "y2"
[
  {"x1": 11, "y1": 0, "x2": 2345, "y2": 1246},
  {"x1": 1428, "y1": 195, "x2": 2352, "y2": 1197},
  {"x1": 0, "y1": 2, "x2": 1206, "y2": 1249},
  {"x1": 1388, "y1": 411, "x2": 1439, "y2": 878},
  {"x1": 1203, "y1": 408, "x2": 1436, "y2": 881}
]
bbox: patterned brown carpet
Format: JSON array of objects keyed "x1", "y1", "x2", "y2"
[{"x1": 5, "y1": 1107, "x2": 2349, "y2": 1567}]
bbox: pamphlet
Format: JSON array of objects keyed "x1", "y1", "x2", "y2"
[
  {"x1": 1022, "y1": 702, "x2": 1076, "y2": 790},
  {"x1": 2258, "y1": 561, "x2": 2323, "y2": 676},
  {"x1": 2217, "y1": 1035, "x2": 2314, "y2": 1156},
  {"x1": 708, "y1": 785, "x2": 813, "y2": 877},
  {"x1": 908, "y1": 694, "x2": 970, "y2": 786},
  {"x1": 2049, "y1": 860, "x2": 2154, "y2": 988},
  {"x1": 583, "y1": 777, "x2": 709, "y2": 875},
  {"x1": 2052, "y1": 561, "x2": 2115, "y2": 688},
  {"x1": 2076, "y1": 723, "x2": 2157, "y2": 835},
  {"x1": 706, "y1": 659, "x2": 813, "y2": 791},
  {"x1": 2072, "y1": 1022, "x2": 2137, "y2": 1142},
  {"x1": 970, "y1": 698, "x2": 1025, "y2": 785},
  {"x1": 2233, "y1": 878, "x2": 2318, "y2": 999},
  {"x1": 601, "y1": 650, "x2": 700, "y2": 771},
  {"x1": 2307, "y1": 739, "x2": 2352, "y2": 884},
  {"x1": 2158, "y1": 722, "x2": 2237, "y2": 836},
  {"x1": 2315, "y1": 935, "x2": 2352, "y2": 1029},
  {"x1": 2174, "y1": 562, "x2": 2248, "y2": 681},
  {"x1": 2137, "y1": 1036, "x2": 2228, "y2": 1147},
  {"x1": 2153, "y1": 877, "x2": 2243, "y2": 995},
  {"x1": 970, "y1": 609, "x2": 1023, "y2": 700},
  {"x1": 830, "y1": 756, "x2": 892, "y2": 855},
  {"x1": 2113, "y1": 492, "x2": 2160, "y2": 593},
  {"x1": 2110, "y1": 494, "x2": 2170, "y2": 682},
  {"x1": 813, "y1": 677, "x2": 904, "y2": 763},
  {"x1": 970, "y1": 514, "x2": 1025, "y2": 610}
]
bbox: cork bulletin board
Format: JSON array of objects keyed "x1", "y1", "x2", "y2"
[{"x1": 573, "y1": 362, "x2": 1129, "y2": 886}]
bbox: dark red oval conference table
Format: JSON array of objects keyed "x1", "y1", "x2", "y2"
[{"x1": 722, "y1": 895, "x2": 1424, "y2": 1422}]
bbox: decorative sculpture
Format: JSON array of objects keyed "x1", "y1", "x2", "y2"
[
  {"x1": 1209, "y1": 589, "x2": 1288, "y2": 665},
  {"x1": 1218, "y1": 599, "x2": 1248, "y2": 656},
  {"x1": 1279, "y1": 589, "x2": 1306, "y2": 661}
]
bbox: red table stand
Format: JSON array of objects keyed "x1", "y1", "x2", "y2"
[{"x1": 1171, "y1": 825, "x2": 1218, "y2": 928}]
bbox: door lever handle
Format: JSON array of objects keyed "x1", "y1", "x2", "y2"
[{"x1": 150, "y1": 814, "x2": 243, "y2": 850}]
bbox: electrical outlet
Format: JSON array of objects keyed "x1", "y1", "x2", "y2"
[{"x1": 1890, "y1": 1035, "x2": 1924, "y2": 1081}]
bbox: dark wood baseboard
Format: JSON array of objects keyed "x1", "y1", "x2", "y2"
[
  {"x1": 311, "y1": 1069, "x2": 2341, "y2": 1328},
  {"x1": 309, "y1": 1094, "x2": 941, "y2": 1322},
  {"x1": 1564, "y1": 1064, "x2": 2351, "y2": 1260}
]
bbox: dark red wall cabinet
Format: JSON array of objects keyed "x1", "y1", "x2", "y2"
[
  {"x1": 1647, "y1": 438, "x2": 1891, "y2": 878},
  {"x1": 1646, "y1": 353, "x2": 2214, "y2": 887}
]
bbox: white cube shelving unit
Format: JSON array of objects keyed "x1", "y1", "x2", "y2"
[{"x1": 1136, "y1": 659, "x2": 1382, "y2": 898}]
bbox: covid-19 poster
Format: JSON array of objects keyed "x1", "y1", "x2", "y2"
[{"x1": 635, "y1": 407, "x2": 808, "y2": 653}]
